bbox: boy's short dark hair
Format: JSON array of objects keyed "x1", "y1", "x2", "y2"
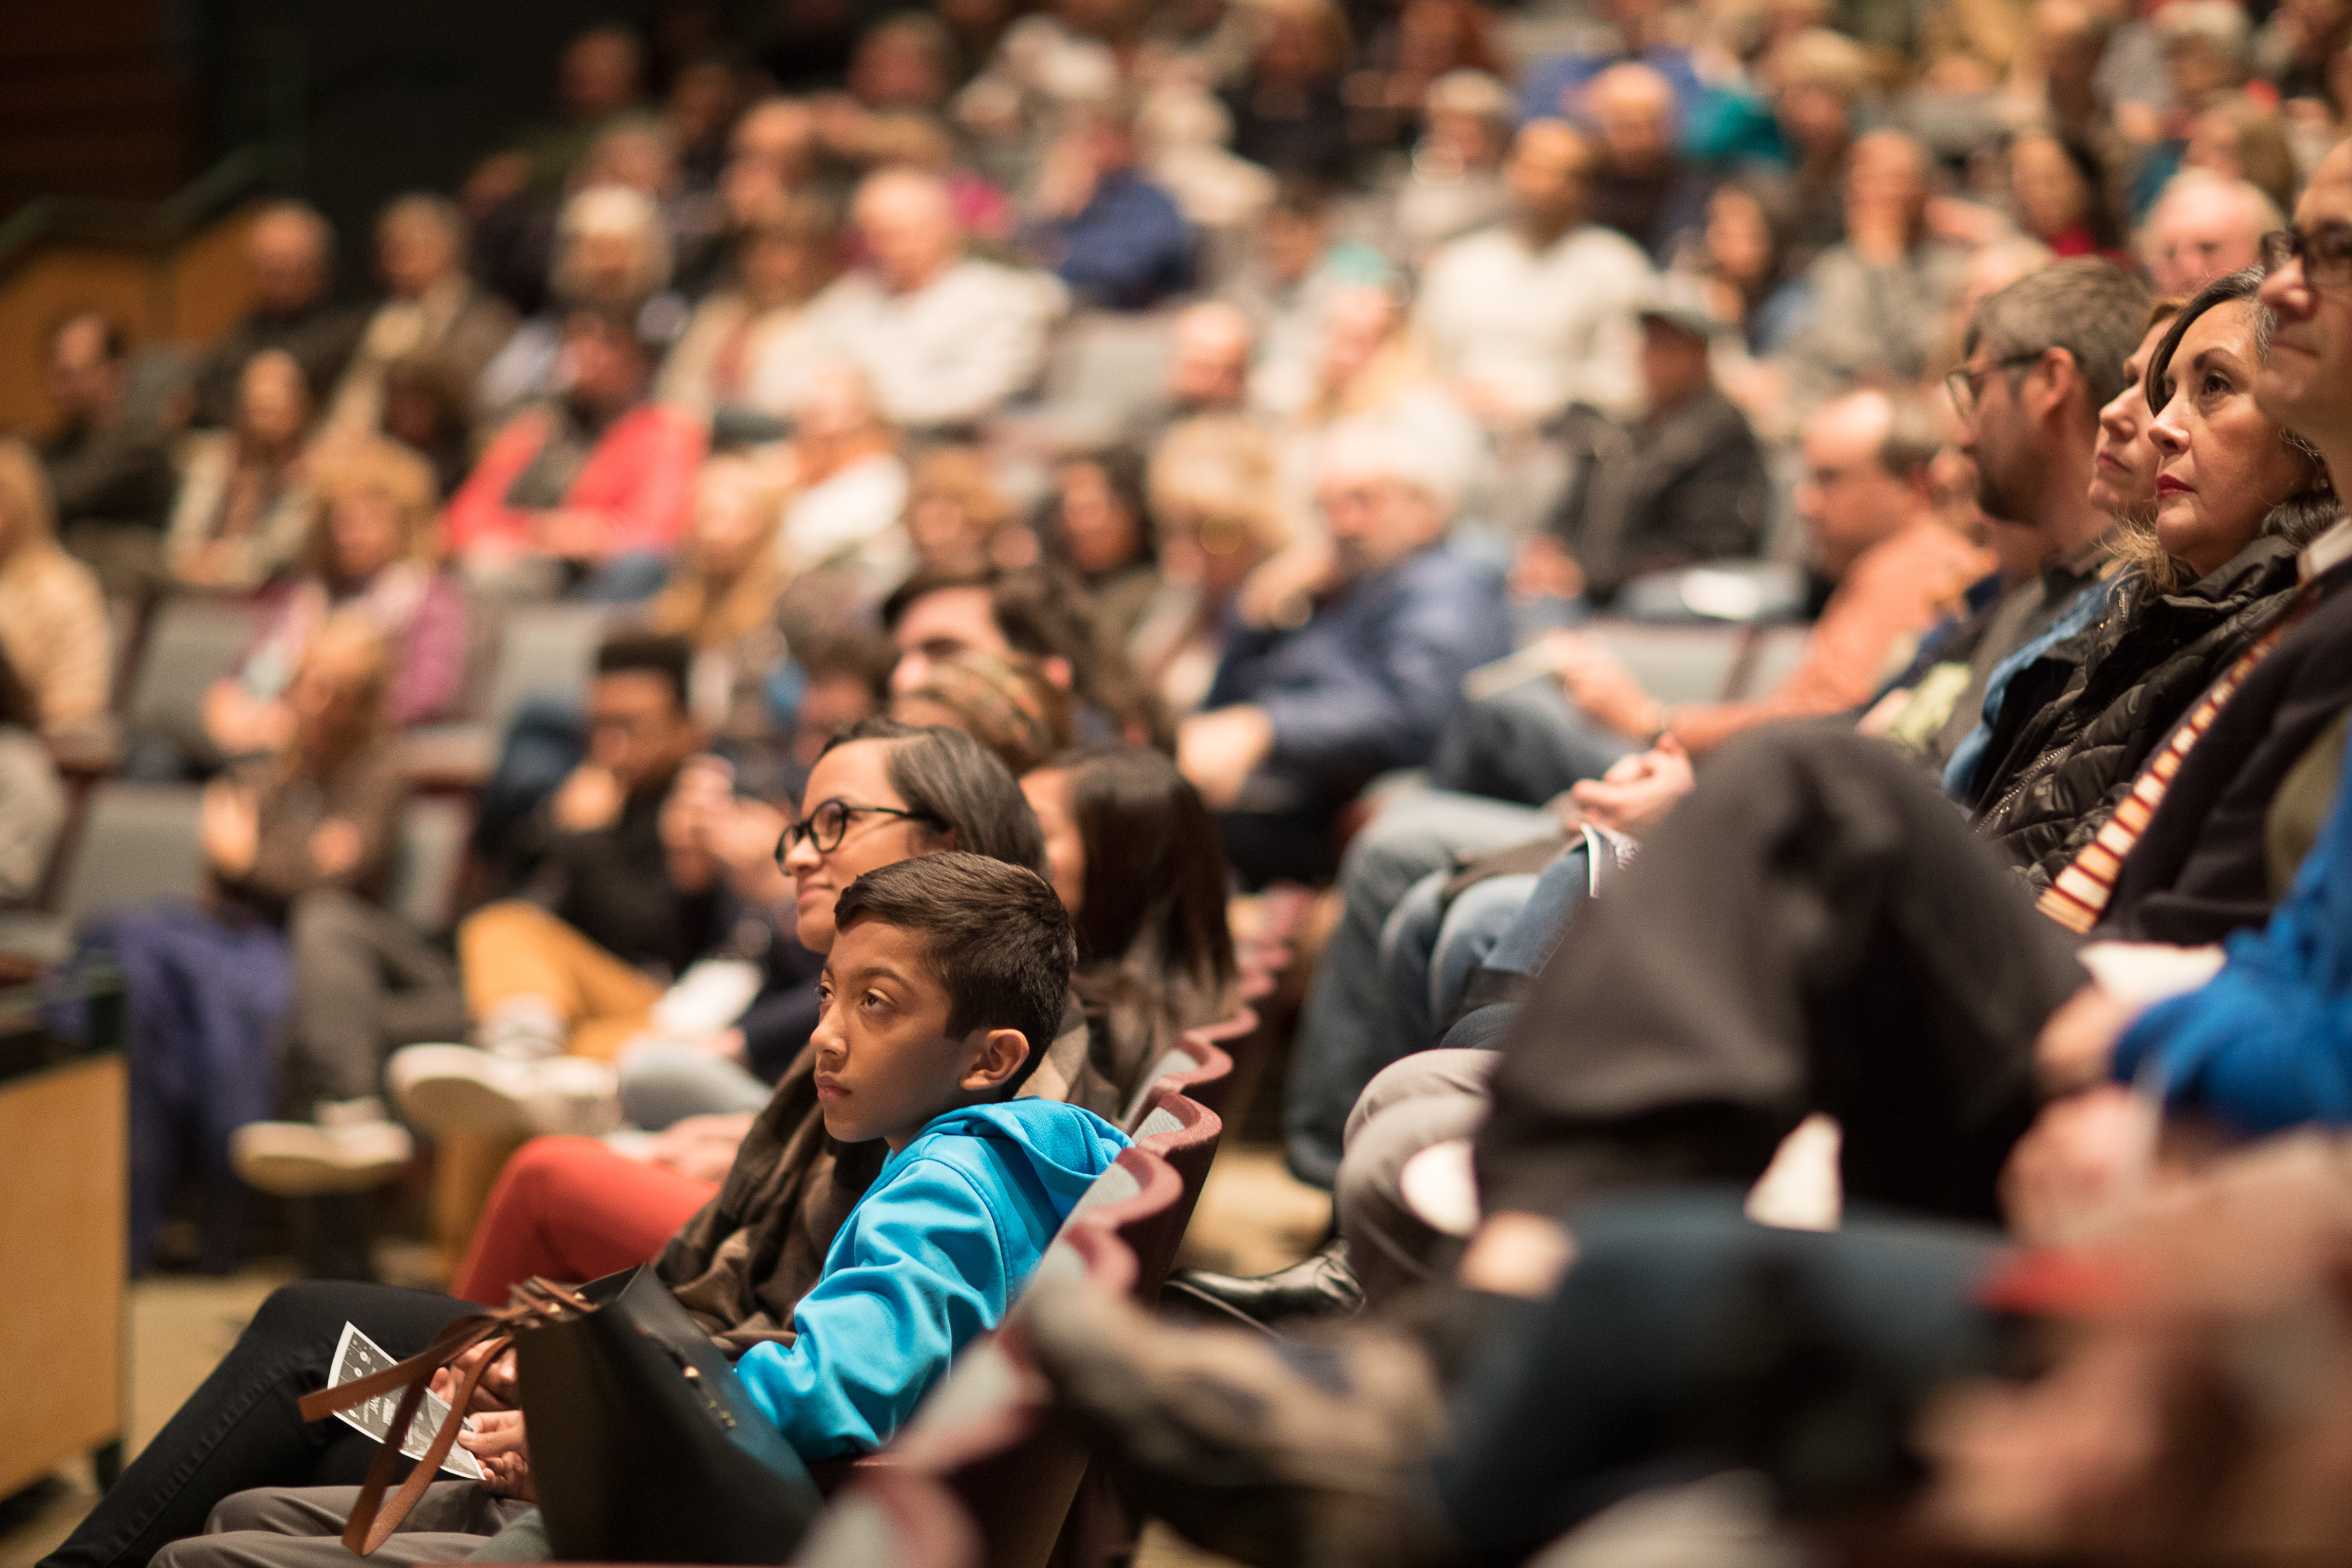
[
  {"x1": 596, "y1": 632, "x2": 693, "y2": 711},
  {"x1": 833, "y1": 853, "x2": 1075, "y2": 1094}
]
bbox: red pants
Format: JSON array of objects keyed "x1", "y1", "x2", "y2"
[{"x1": 452, "y1": 1137, "x2": 717, "y2": 1305}]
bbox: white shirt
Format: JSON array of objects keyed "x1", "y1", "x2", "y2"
[
  {"x1": 1414, "y1": 221, "x2": 1655, "y2": 421},
  {"x1": 782, "y1": 451, "x2": 911, "y2": 594},
  {"x1": 806, "y1": 259, "x2": 1068, "y2": 431}
]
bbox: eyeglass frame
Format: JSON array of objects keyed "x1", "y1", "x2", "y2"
[
  {"x1": 2259, "y1": 222, "x2": 2352, "y2": 289},
  {"x1": 1944, "y1": 351, "x2": 2049, "y2": 418},
  {"x1": 773, "y1": 799, "x2": 947, "y2": 863}
]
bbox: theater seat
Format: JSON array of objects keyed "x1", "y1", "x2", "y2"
[
  {"x1": 1119, "y1": 1017, "x2": 1244, "y2": 1128},
  {"x1": 123, "y1": 597, "x2": 264, "y2": 749},
  {"x1": 0, "y1": 782, "x2": 206, "y2": 963},
  {"x1": 791, "y1": 1469, "x2": 980, "y2": 1568}
]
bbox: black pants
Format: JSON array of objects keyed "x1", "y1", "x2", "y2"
[
  {"x1": 1478, "y1": 724, "x2": 2091, "y2": 1224},
  {"x1": 1432, "y1": 1193, "x2": 2009, "y2": 1567},
  {"x1": 41, "y1": 1283, "x2": 472, "y2": 1568}
]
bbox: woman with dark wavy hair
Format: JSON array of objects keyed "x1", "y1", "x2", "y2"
[
  {"x1": 1970, "y1": 266, "x2": 2339, "y2": 890},
  {"x1": 1022, "y1": 746, "x2": 1240, "y2": 1096}
]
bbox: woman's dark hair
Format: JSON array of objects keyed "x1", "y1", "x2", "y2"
[
  {"x1": 819, "y1": 717, "x2": 1049, "y2": 877},
  {"x1": 1035, "y1": 448, "x2": 1155, "y2": 576},
  {"x1": 1038, "y1": 746, "x2": 1237, "y2": 1089},
  {"x1": 2136, "y1": 266, "x2": 2338, "y2": 589}
]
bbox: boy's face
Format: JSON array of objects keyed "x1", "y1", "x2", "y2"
[{"x1": 812, "y1": 918, "x2": 1028, "y2": 1151}]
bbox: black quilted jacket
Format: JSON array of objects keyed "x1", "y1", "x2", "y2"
[{"x1": 1972, "y1": 536, "x2": 2304, "y2": 890}]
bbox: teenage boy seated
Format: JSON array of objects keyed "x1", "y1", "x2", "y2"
[{"x1": 148, "y1": 853, "x2": 1130, "y2": 1568}]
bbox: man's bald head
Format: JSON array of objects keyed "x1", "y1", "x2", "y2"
[
  {"x1": 248, "y1": 202, "x2": 333, "y2": 314},
  {"x1": 1506, "y1": 118, "x2": 1597, "y2": 238},
  {"x1": 1585, "y1": 62, "x2": 1677, "y2": 174},
  {"x1": 1168, "y1": 301, "x2": 1254, "y2": 412},
  {"x1": 853, "y1": 168, "x2": 963, "y2": 293},
  {"x1": 2142, "y1": 170, "x2": 2279, "y2": 297}
]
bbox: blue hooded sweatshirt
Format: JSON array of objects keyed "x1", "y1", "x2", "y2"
[{"x1": 732, "y1": 1098, "x2": 1130, "y2": 1458}]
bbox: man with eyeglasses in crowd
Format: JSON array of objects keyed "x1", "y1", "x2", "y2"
[{"x1": 1929, "y1": 259, "x2": 2151, "y2": 795}]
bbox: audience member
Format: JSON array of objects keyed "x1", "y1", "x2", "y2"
[
  {"x1": 892, "y1": 651, "x2": 1077, "y2": 775},
  {"x1": 1035, "y1": 448, "x2": 1157, "y2": 644},
  {"x1": 1518, "y1": 301, "x2": 1769, "y2": 608},
  {"x1": 165, "y1": 350, "x2": 318, "y2": 593},
  {"x1": 476, "y1": 185, "x2": 677, "y2": 423},
  {"x1": 901, "y1": 446, "x2": 1024, "y2": 576},
  {"x1": 0, "y1": 645, "x2": 66, "y2": 906},
  {"x1": 1779, "y1": 129, "x2": 1973, "y2": 410},
  {"x1": 887, "y1": 566, "x2": 1167, "y2": 755},
  {"x1": 1580, "y1": 61, "x2": 1712, "y2": 264},
  {"x1": 1439, "y1": 389, "x2": 1984, "y2": 806},
  {"x1": 2140, "y1": 167, "x2": 2281, "y2": 296},
  {"x1": 1416, "y1": 118, "x2": 1654, "y2": 429},
  {"x1": 1377, "y1": 69, "x2": 1515, "y2": 268},
  {"x1": 200, "y1": 441, "x2": 469, "y2": 775},
  {"x1": 39, "y1": 313, "x2": 178, "y2": 596},
  {"x1": 81, "y1": 619, "x2": 402, "y2": 1275},
  {"x1": 1022, "y1": 94, "x2": 1195, "y2": 308},
  {"x1": 1184, "y1": 421, "x2": 1511, "y2": 886},
  {"x1": 322, "y1": 195, "x2": 517, "y2": 443},
  {"x1": 1021, "y1": 745, "x2": 1239, "y2": 1094},
  {"x1": 0, "y1": 438, "x2": 112, "y2": 755},
  {"x1": 1129, "y1": 416, "x2": 1292, "y2": 715},
  {"x1": 189, "y1": 203, "x2": 365, "y2": 433},
  {"x1": 656, "y1": 196, "x2": 841, "y2": 422},
  {"x1": 772, "y1": 362, "x2": 911, "y2": 594},
  {"x1": 639, "y1": 455, "x2": 791, "y2": 779},
  {"x1": 1970, "y1": 267, "x2": 2338, "y2": 889},
  {"x1": 2006, "y1": 129, "x2": 2129, "y2": 263},
  {"x1": 1937, "y1": 261, "x2": 2155, "y2": 798},
  {"x1": 447, "y1": 307, "x2": 705, "y2": 600},
  {"x1": 1221, "y1": 0, "x2": 1356, "y2": 185},
  {"x1": 808, "y1": 168, "x2": 1066, "y2": 434},
  {"x1": 1154, "y1": 301, "x2": 1255, "y2": 427}
]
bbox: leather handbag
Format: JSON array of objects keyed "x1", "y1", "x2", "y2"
[
  {"x1": 515, "y1": 1265, "x2": 823, "y2": 1564},
  {"x1": 299, "y1": 1267, "x2": 822, "y2": 1563}
]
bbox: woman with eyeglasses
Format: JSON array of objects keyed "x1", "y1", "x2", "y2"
[
  {"x1": 35, "y1": 720, "x2": 1102, "y2": 1568},
  {"x1": 1966, "y1": 267, "x2": 2340, "y2": 887}
]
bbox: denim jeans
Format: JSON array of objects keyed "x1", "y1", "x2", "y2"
[
  {"x1": 1282, "y1": 791, "x2": 1552, "y2": 1187},
  {"x1": 41, "y1": 1283, "x2": 474, "y2": 1568}
]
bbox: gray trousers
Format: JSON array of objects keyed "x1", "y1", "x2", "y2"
[
  {"x1": 1335, "y1": 1049, "x2": 1498, "y2": 1305},
  {"x1": 150, "y1": 1484, "x2": 538, "y2": 1568},
  {"x1": 287, "y1": 890, "x2": 468, "y2": 1107}
]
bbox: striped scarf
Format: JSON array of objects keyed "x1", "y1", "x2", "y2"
[{"x1": 2036, "y1": 589, "x2": 2313, "y2": 934}]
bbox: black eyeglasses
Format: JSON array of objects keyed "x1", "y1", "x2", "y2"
[
  {"x1": 775, "y1": 798, "x2": 944, "y2": 860},
  {"x1": 2260, "y1": 223, "x2": 2352, "y2": 289},
  {"x1": 1944, "y1": 352, "x2": 2046, "y2": 417}
]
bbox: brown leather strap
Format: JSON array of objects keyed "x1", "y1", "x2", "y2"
[{"x1": 293, "y1": 1277, "x2": 598, "y2": 1555}]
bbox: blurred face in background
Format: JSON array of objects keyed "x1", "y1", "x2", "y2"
[
  {"x1": 689, "y1": 459, "x2": 773, "y2": 579},
  {"x1": 237, "y1": 351, "x2": 311, "y2": 449},
  {"x1": 1055, "y1": 462, "x2": 1143, "y2": 576},
  {"x1": 2144, "y1": 182, "x2": 2265, "y2": 297},
  {"x1": 46, "y1": 317, "x2": 122, "y2": 430},
  {"x1": 2010, "y1": 135, "x2": 2091, "y2": 242},
  {"x1": 379, "y1": 207, "x2": 461, "y2": 299},
  {"x1": 853, "y1": 174, "x2": 960, "y2": 293},
  {"x1": 249, "y1": 210, "x2": 331, "y2": 314},
  {"x1": 1504, "y1": 120, "x2": 1592, "y2": 233},
  {"x1": 2088, "y1": 319, "x2": 2172, "y2": 522},
  {"x1": 328, "y1": 488, "x2": 407, "y2": 582}
]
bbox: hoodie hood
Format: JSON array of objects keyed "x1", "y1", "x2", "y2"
[{"x1": 887, "y1": 1099, "x2": 1130, "y2": 1224}]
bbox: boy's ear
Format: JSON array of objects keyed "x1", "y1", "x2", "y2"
[{"x1": 962, "y1": 1027, "x2": 1030, "y2": 1093}]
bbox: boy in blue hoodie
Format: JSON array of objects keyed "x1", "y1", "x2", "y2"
[{"x1": 152, "y1": 853, "x2": 1130, "y2": 1568}]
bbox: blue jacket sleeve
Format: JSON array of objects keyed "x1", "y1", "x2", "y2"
[
  {"x1": 1256, "y1": 572, "x2": 1504, "y2": 781},
  {"x1": 730, "y1": 1160, "x2": 1012, "y2": 1459},
  {"x1": 2112, "y1": 726, "x2": 2352, "y2": 1132}
]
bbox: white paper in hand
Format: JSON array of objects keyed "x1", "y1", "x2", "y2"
[{"x1": 326, "y1": 1322, "x2": 486, "y2": 1480}]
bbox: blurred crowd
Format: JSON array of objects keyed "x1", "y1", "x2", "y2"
[{"x1": 17, "y1": 0, "x2": 2352, "y2": 1559}]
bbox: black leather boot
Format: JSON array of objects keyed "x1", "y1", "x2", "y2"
[{"x1": 1161, "y1": 1237, "x2": 1364, "y2": 1330}]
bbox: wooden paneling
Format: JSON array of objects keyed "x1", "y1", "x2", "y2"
[
  {"x1": 0, "y1": 206, "x2": 263, "y2": 438},
  {"x1": 0, "y1": 1054, "x2": 125, "y2": 1499}
]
